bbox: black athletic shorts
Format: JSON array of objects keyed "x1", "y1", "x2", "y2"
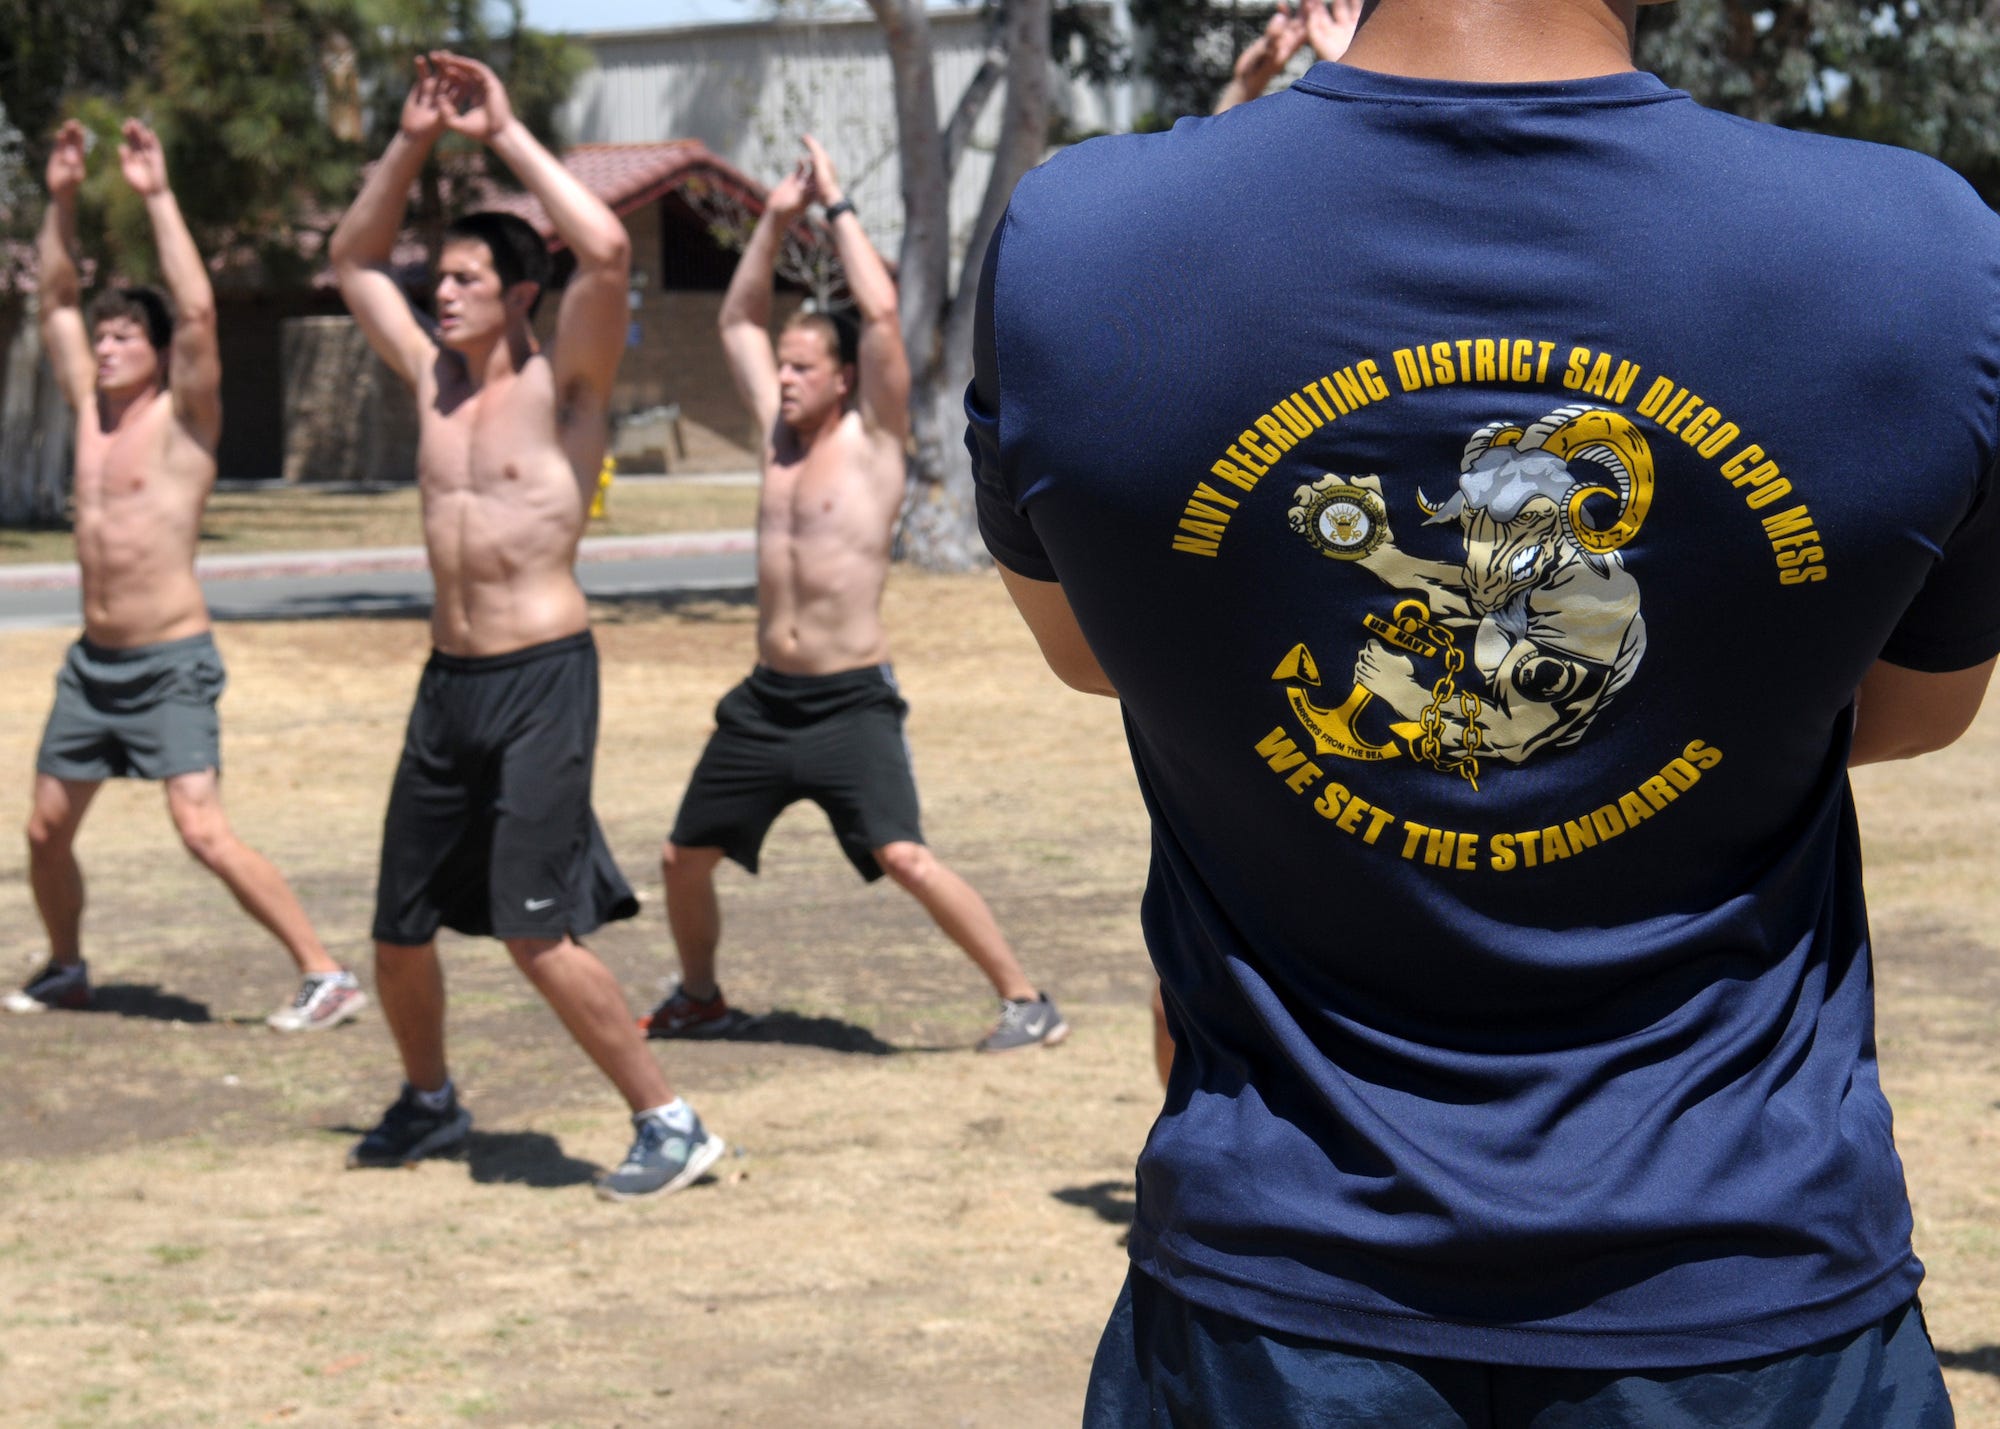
[
  {"x1": 36, "y1": 632, "x2": 225, "y2": 781},
  {"x1": 372, "y1": 631, "x2": 639, "y2": 944},
  {"x1": 670, "y1": 663, "x2": 925, "y2": 883}
]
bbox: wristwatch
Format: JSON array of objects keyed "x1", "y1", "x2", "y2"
[{"x1": 824, "y1": 198, "x2": 856, "y2": 222}]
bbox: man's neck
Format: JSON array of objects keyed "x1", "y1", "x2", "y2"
[
  {"x1": 451, "y1": 326, "x2": 538, "y2": 390},
  {"x1": 1341, "y1": 0, "x2": 1639, "y2": 83},
  {"x1": 94, "y1": 382, "x2": 162, "y2": 432},
  {"x1": 779, "y1": 406, "x2": 847, "y2": 458}
]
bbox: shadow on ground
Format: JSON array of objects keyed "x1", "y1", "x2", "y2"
[
  {"x1": 318, "y1": 1127, "x2": 603, "y2": 1189},
  {"x1": 82, "y1": 983, "x2": 213, "y2": 1022},
  {"x1": 590, "y1": 587, "x2": 757, "y2": 623},
  {"x1": 214, "y1": 595, "x2": 434, "y2": 624},
  {"x1": 466, "y1": 1130, "x2": 602, "y2": 1189},
  {"x1": 1053, "y1": 1180, "x2": 1138, "y2": 1227},
  {"x1": 664, "y1": 1008, "x2": 909, "y2": 1057},
  {"x1": 1937, "y1": 1346, "x2": 2000, "y2": 1379},
  {"x1": 210, "y1": 581, "x2": 758, "y2": 627}
]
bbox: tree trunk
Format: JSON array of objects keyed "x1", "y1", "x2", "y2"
[
  {"x1": 879, "y1": 0, "x2": 1052, "y2": 572},
  {"x1": 0, "y1": 305, "x2": 73, "y2": 528}
]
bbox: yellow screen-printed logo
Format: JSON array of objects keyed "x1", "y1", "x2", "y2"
[
  {"x1": 1279, "y1": 404, "x2": 1651, "y2": 792},
  {"x1": 1296, "y1": 482, "x2": 1389, "y2": 561}
]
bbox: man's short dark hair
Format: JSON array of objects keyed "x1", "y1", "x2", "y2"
[
  {"x1": 442, "y1": 211, "x2": 552, "y2": 316},
  {"x1": 783, "y1": 308, "x2": 859, "y2": 368},
  {"x1": 86, "y1": 286, "x2": 173, "y2": 352}
]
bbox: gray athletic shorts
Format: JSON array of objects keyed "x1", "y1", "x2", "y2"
[{"x1": 35, "y1": 632, "x2": 226, "y2": 782}]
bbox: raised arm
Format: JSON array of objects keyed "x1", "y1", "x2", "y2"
[
  {"x1": 118, "y1": 120, "x2": 219, "y2": 444},
  {"x1": 431, "y1": 53, "x2": 629, "y2": 404},
  {"x1": 1302, "y1": 0, "x2": 1362, "y2": 64},
  {"x1": 717, "y1": 165, "x2": 810, "y2": 436},
  {"x1": 1213, "y1": 0, "x2": 1358, "y2": 114},
  {"x1": 36, "y1": 121, "x2": 95, "y2": 411},
  {"x1": 1214, "y1": 5, "x2": 1304, "y2": 114},
  {"x1": 801, "y1": 134, "x2": 907, "y2": 441},
  {"x1": 328, "y1": 58, "x2": 447, "y2": 388}
]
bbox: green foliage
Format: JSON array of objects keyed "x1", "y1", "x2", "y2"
[
  {"x1": 1637, "y1": 0, "x2": 2000, "y2": 202},
  {"x1": 111, "y1": 0, "x2": 378, "y2": 285},
  {"x1": 359, "y1": 0, "x2": 587, "y2": 194},
  {"x1": 0, "y1": 0, "x2": 155, "y2": 182},
  {"x1": 1052, "y1": 0, "x2": 1126, "y2": 87},
  {"x1": 1127, "y1": 0, "x2": 1275, "y2": 128},
  {"x1": 4, "y1": 0, "x2": 586, "y2": 288}
]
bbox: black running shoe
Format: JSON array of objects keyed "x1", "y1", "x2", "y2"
[
  {"x1": 4, "y1": 959, "x2": 90, "y2": 1014},
  {"x1": 347, "y1": 1084, "x2": 472, "y2": 1169}
]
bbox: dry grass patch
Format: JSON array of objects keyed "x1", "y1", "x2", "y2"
[{"x1": 0, "y1": 570, "x2": 1995, "y2": 1424}]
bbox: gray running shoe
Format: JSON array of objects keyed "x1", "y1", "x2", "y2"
[
  {"x1": 976, "y1": 993, "x2": 1070, "y2": 1052},
  {"x1": 267, "y1": 971, "x2": 368, "y2": 1032},
  {"x1": 595, "y1": 1109, "x2": 726, "y2": 1202},
  {"x1": 348, "y1": 1085, "x2": 472, "y2": 1168},
  {"x1": 4, "y1": 960, "x2": 90, "y2": 1014}
]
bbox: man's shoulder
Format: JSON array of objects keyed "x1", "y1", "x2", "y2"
[
  {"x1": 819, "y1": 411, "x2": 903, "y2": 476},
  {"x1": 1710, "y1": 110, "x2": 1995, "y2": 226},
  {"x1": 1008, "y1": 124, "x2": 1201, "y2": 224},
  {"x1": 117, "y1": 389, "x2": 218, "y2": 465},
  {"x1": 1692, "y1": 116, "x2": 2000, "y2": 312}
]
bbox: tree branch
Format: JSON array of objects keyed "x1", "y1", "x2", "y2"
[
  {"x1": 867, "y1": 0, "x2": 952, "y2": 391},
  {"x1": 942, "y1": 46, "x2": 1007, "y2": 179},
  {"x1": 941, "y1": 0, "x2": 1050, "y2": 385}
]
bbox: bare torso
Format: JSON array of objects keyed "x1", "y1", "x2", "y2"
[
  {"x1": 71, "y1": 390, "x2": 213, "y2": 648},
  {"x1": 415, "y1": 346, "x2": 603, "y2": 656},
  {"x1": 756, "y1": 411, "x2": 904, "y2": 674}
]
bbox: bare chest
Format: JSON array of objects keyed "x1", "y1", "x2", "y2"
[
  {"x1": 420, "y1": 376, "x2": 571, "y2": 489},
  {"x1": 761, "y1": 444, "x2": 895, "y2": 549},
  {"x1": 72, "y1": 403, "x2": 206, "y2": 522}
]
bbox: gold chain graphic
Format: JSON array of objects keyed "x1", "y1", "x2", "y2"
[
  {"x1": 1274, "y1": 598, "x2": 1486, "y2": 787},
  {"x1": 1412, "y1": 625, "x2": 1484, "y2": 792}
]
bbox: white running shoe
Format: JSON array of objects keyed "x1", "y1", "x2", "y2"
[{"x1": 267, "y1": 971, "x2": 368, "y2": 1032}]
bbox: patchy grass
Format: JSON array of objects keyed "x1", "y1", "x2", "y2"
[{"x1": 0, "y1": 572, "x2": 1995, "y2": 1425}]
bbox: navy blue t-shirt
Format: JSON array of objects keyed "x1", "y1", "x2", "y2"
[{"x1": 969, "y1": 64, "x2": 2000, "y2": 1369}]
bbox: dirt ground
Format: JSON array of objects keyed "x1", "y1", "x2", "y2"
[
  {"x1": 0, "y1": 477, "x2": 758, "y2": 567},
  {"x1": 2, "y1": 570, "x2": 1997, "y2": 1427}
]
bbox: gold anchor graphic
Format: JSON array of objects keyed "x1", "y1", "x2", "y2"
[{"x1": 1272, "y1": 599, "x2": 1449, "y2": 762}]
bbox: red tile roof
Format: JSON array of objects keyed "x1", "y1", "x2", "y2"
[
  {"x1": 342, "y1": 139, "x2": 809, "y2": 282},
  {"x1": 476, "y1": 140, "x2": 767, "y2": 243}
]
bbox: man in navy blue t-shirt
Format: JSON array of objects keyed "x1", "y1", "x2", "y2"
[{"x1": 970, "y1": 0, "x2": 1999, "y2": 1422}]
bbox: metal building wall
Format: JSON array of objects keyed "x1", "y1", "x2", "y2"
[{"x1": 561, "y1": 10, "x2": 1115, "y2": 274}]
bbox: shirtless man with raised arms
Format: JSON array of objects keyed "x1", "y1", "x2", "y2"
[
  {"x1": 11, "y1": 118, "x2": 359, "y2": 1033},
  {"x1": 642, "y1": 137, "x2": 1066, "y2": 1054},
  {"x1": 331, "y1": 54, "x2": 720, "y2": 1199}
]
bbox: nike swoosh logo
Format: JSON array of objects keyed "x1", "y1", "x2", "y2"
[{"x1": 525, "y1": 897, "x2": 557, "y2": 911}]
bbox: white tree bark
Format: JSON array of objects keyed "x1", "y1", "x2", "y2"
[
  {"x1": 869, "y1": 0, "x2": 1051, "y2": 571},
  {"x1": 0, "y1": 305, "x2": 73, "y2": 527}
]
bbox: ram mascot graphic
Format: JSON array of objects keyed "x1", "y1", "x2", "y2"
[{"x1": 1282, "y1": 403, "x2": 1651, "y2": 788}]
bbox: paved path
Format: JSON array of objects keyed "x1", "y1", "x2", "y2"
[{"x1": 0, "y1": 530, "x2": 756, "y2": 631}]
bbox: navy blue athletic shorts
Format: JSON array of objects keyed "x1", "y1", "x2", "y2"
[{"x1": 1083, "y1": 1270, "x2": 1953, "y2": 1428}]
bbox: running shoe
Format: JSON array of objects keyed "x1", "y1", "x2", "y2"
[
  {"x1": 976, "y1": 993, "x2": 1071, "y2": 1052},
  {"x1": 347, "y1": 1085, "x2": 472, "y2": 1168},
  {"x1": 267, "y1": 970, "x2": 368, "y2": 1032},
  {"x1": 639, "y1": 984, "x2": 745, "y2": 1039},
  {"x1": 3, "y1": 959, "x2": 90, "y2": 1014},
  {"x1": 595, "y1": 1108, "x2": 726, "y2": 1201}
]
